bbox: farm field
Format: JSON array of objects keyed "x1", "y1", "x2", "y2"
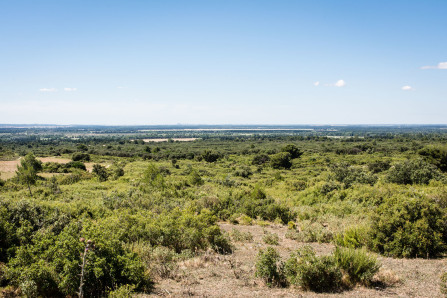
[{"x1": 1, "y1": 125, "x2": 447, "y2": 297}]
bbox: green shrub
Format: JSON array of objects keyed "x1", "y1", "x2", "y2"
[
  {"x1": 72, "y1": 153, "x2": 90, "y2": 162},
  {"x1": 369, "y1": 196, "x2": 447, "y2": 258},
  {"x1": 295, "y1": 221, "x2": 333, "y2": 243},
  {"x1": 234, "y1": 166, "x2": 253, "y2": 178},
  {"x1": 255, "y1": 247, "x2": 287, "y2": 287},
  {"x1": 230, "y1": 228, "x2": 253, "y2": 242},
  {"x1": 386, "y1": 159, "x2": 443, "y2": 185},
  {"x1": 281, "y1": 144, "x2": 303, "y2": 159},
  {"x1": 334, "y1": 246, "x2": 380, "y2": 286},
  {"x1": 284, "y1": 246, "x2": 342, "y2": 292},
  {"x1": 108, "y1": 284, "x2": 136, "y2": 298},
  {"x1": 270, "y1": 152, "x2": 292, "y2": 169},
  {"x1": 262, "y1": 231, "x2": 280, "y2": 245},
  {"x1": 334, "y1": 226, "x2": 368, "y2": 249},
  {"x1": 188, "y1": 170, "x2": 204, "y2": 186},
  {"x1": 330, "y1": 162, "x2": 377, "y2": 187},
  {"x1": 419, "y1": 145, "x2": 447, "y2": 172},
  {"x1": 440, "y1": 271, "x2": 447, "y2": 296},
  {"x1": 252, "y1": 154, "x2": 270, "y2": 165},
  {"x1": 92, "y1": 164, "x2": 109, "y2": 182},
  {"x1": 201, "y1": 150, "x2": 221, "y2": 163}
]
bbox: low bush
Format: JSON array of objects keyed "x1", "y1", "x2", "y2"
[
  {"x1": 270, "y1": 152, "x2": 292, "y2": 169},
  {"x1": 230, "y1": 228, "x2": 253, "y2": 242},
  {"x1": 262, "y1": 231, "x2": 279, "y2": 245},
  {"x1": 255, "y1": 247, "x2": 287, "y2": 287},
  {"x1": 334, "y1": 226, "x2": 369, "y2": 249},
  {"x1": 334, "y1": 246, "x2": 380, "y2": 286},
  {"x1": 330, "y1": 163, "x2": 377, "y2": 187},
  {"x1": 386, "y1": 159, "x2": 443, "y2": 185},
  {"x1": 369, "y1": 196, "x2": 447, "y2": 258},
  {"x1": 284, "y1": 246, "x2": 342, "y2": 292}
]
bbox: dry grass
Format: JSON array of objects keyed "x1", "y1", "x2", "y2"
[
  {"x1": 0, "y1": 157, "x2": 108, "y2": 178},
  {"x1": 140, "y1": 223, "x2": 447, "y2": 297}
]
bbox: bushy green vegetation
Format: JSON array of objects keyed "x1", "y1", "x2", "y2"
[{"x1": 1, "y1": 125, "x2": 447, "y2": 294}]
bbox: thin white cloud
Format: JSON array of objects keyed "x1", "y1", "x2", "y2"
[
  {"x1": 334, "y1": 80, "x2": 346, "y2": 87},
  {"x1": 401, "y1": 85, "x2": 414, "y2": 91},
  {"x1": 321, "y1": 79, "x2": 347, "y2": 87},
  {"x1": 421, "y1": 62, "x2": 447, "y2": 69},
  {"x1": 313, "y1": 81, "x2": 320, "y2": 87},
  {"x1": 64, "y1": 88, "x2": 77, "y2": 92},
  {"x1": 39, "y1": 88, "x2": 57, "y2": 92}
]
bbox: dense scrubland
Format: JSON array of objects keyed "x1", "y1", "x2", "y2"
[{"x1": 1, "y1": 125, "x2": 447, "y2": 297}]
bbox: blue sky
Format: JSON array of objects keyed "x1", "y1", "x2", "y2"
[{"x1": 1, "y1": 0, "x2": 446, "y2": 124}]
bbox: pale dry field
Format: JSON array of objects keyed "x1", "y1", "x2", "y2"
[
  {"x1": 0, "y1": 157, "x2": 109, "y2": 178},
  {"x1": 143, "y1": 223, "x2": 446, "y2": 298}
]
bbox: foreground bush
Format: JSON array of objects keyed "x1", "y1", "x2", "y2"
[
  {"x1": 255, "y1": 247, "x2": 287, "y2": 287},
  {"x1": 334, "y1": 246, "x2": 380, "y2": 286},
  {"x1": 369, "y1": 196, "x2": 447, "y2": 258},
  {"x1": 284, "y1": 246, "x2": 342, "y2": 292}
]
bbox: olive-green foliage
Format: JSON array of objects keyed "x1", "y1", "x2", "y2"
[
  {"x1": 109, "y1": 163, "x2": 125, "y2": 180},
  {"x1": 255, "y1": 247, "x2": 287, "y2": 287},
  {"x1": 5, "y1": 221, "x2": 151, "y2": 297},
  {"x1": 368, "y1": 160, "x2": 391, "y2": 173},
  {"x1": 334, "y1": 247, "x2": 380, "y2": 286},
  {"x1": 419, "y1": 145, "x2": 447, "y2": 172},
  {"x1": 334, "y1": 226, "x2": 368, "y2": 249},
  {"x1": 72, "y1": 152, "x2": 90, "y2": 162},
  {"x1": 386, "y1": 159, "x2": 443, "y2": 185},
  {"x1": 234, "y1": 166, "x2": 253, "y2": 178},
  {"x1": 108, "y1": 284, "x2": 136, "y2": 298},
  {"x1": 284, "y1": 246, "x2": 342, "y2": 292},
  {"x1": 440, "y1": 271, "x2": 447, "y2": 296},
  {"x1": 369, "y1": 196, "x2": 447, "y2": 258},
  {"x1": 252, "y1": 153, "x2": 270, "y2": 165},
  {"x1": 142, "y1": 163, "x2": 165, "y2": 189},
  {"x1": 92, "y1": 164, "x2": 109, "y2": 182},
  {"x1": 188, "y1": 170, "x2": 204, "y2": 186},
  {"x1": 270, "y1": 152, "x2": 292, "y2": 169},
  {"x1": 230, "y1": 228, "x2": 253, "y2": 242},
  {"x1": 201, "y1": 150, "x2": 221, "y2": 163},
  {"x1": 16, "y1": 153, "x2": 42, "y2": 195},
  {"x1": 295, "y1": 221, "x2": 333, "y2": 243},
  {"x1": 281, "y1": 144, "x2": 303, "y2": 159},
  {"x1": 262, "y1": 231, "x2": 279, "y2": 245},
  {"x1": 210, "y1": 186, "x2": 295, "y2": 224},
  {"x1": 330, "y1": 162, "x2": 377, "y2": 187}
]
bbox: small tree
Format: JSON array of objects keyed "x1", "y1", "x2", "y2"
[
  {"x1": 16, "y1": 153, "x2": 42, "y2": 196},
  {"x1": 270, "y1": 152, "x2": 292, "y2": 169},
  {"x1": 92, "y1": 164, "x2": 109, "y2": 182},
  {"x1": 281, "y1": 144, "x2": 303, "y2": 159}
]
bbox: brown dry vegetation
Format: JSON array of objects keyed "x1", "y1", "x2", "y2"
[{"x1": 143, "y1": 223, "x2": 446, "y2": 297}]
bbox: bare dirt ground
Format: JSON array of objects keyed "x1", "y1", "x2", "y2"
[
  {"x1": 0, "y1": 157, "x2": 108, "y2": 178},
  {"x1": 143, "y1": 223, "x2": 446, "y2": 297}
]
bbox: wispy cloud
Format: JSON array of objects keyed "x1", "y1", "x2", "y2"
[
  {"x1": 401, "y1": 85, "x2": 414, "y2": 91},
  {"x1": 39, "y1": 88, "x2": 57, "y2": 92},
  {"x1": 64, "y1": 88, "x2": 77, "y2": 92},
  {"x1": 324, "y1": 79, "x2": 346, "y2": 87},
  {"x1": 313, "y1": 81, "x2": 320, "y2": 87},
  {"x1": 421, "y1": 62, "x2": 447, "y2": 69}
]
